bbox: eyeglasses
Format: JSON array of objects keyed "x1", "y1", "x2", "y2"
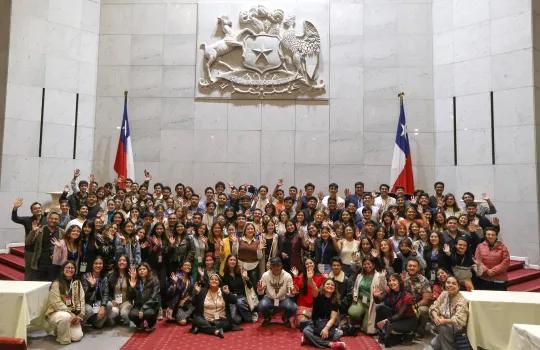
[{"x1": 64, "y1": 266, "x2": 76, "y2": 270}]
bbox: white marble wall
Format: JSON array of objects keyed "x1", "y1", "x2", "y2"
[
  {"x1": 433, "y1": 0, "x2": 540, "y2": 263},
  {"x1": 0, "y1": 0, "x2": 100, "y2": 247},
  {"x1": 94, "y1": 0, "x2": 435, "y2": 198}
]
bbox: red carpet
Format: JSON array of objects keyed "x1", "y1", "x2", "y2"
[{"x1": 120, "y1": 319, "x2": 382, "y2": 350}]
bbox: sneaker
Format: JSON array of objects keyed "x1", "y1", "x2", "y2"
[
  {"x1": 330, "y1": 341, "x2": 347, "y2": 350},
  {"x1": 215, "y1": 328, "x2": 224, "y2": 338},
  {"x1": 157, "y1": 308, "x2": 163, "y2": 320},
  {"x1": 252, "y1": 312, "x2": 259, "y2": 322},
  {"x1": 191, "y1": 326, "x2": 199, "y2": 334}
]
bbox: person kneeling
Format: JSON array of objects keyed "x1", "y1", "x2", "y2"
[
  {"x1": 45, "y1": 261, "x2": 85, "y2": 345},
  {"x1": 127, "y1": 262, "x2": 160, "y2": 332},
  {"x1": 191, "y1": 273, "x2": 238, "y2": 338},
  {"x1": 257, "y1": 257, "x2": 297, "y2": 327},
  {"x1": 301, "y1": 279, "x2": 347, "y2": 349},
  {"x1": 374, "y1": 273, "x2": 417, "y2": 347},
  {"x1": 428, "y1": 276, "x2": 469, "y2": 350},
  {"x1": 82, "y1": 256, "x2": 109, "y2": 328}
]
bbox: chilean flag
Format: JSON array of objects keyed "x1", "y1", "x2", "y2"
[
  {"x1": 390, "y1": 95, "x2": 415, "y2": 194},
  {"x1": 113, "y1": 93, "x2": 135, "y2": 189}
]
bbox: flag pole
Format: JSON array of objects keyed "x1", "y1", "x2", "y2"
[
  {"x1": 124, "y1": 90, "x2": 128, "y2": 105},
  {"x1": 398, "y1": 91, "x2": 404, "y2": 103}
]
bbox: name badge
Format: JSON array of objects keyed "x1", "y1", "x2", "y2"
[
  {"x1": 115, "y1": 293, "x2": 123, "y2": 304},
  {"x1": 79, "y1": 262, "x2": 87, "y2": 273},
  {"x1": 92, "y1": 303, "x2": 101, "y2": 313},
  {"x1": 214, "y1": 312, "x2": 221, "y2": 320},
  {"x1": 198, "y1": 256, "x2": 203, "y2": 263},
  {"x1": 430, "y1": 273, "x2": 436, "y2": 282},
  {"x1": 158, "y1": 255, "x2": 162, "y2": 263},
  {"x1": 274, "y1": 298, "x2": 280, "y2": 307},
  {"x1": 64, "y1": 296, "x2": 72, "y2": 306},
  {"x1": 362, "y1": 296, "x2": 368, "y2": 304}
]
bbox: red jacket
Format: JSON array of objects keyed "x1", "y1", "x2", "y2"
[{"x1": 475, "y1": 240, "x2": 510, "y2": 282}]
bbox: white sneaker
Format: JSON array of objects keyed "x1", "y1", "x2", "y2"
[{"x1": 252, "y1": 312, "x2": 258, "y2": 322}]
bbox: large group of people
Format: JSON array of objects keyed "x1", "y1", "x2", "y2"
[{"x1": 11, "y1": 169, "x2": 511, "y2": 349}]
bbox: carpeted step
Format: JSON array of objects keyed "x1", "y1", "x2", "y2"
[
  {"x1": 10, "y1": 247, "x2": 24, "y2": 258},
  {"x1": 0, "y1": 254, "x2": 25, "y2": 272},
  {"x1": 0, "y1": 264, "x2": 24, "y2": 281},
  {"x1": 508, "y1": 260, "x2": 524, "y2": 272},
  {"x1": 507, "y1": 268, "x2": 540, "y2": 286},
  {"x1": 508, "y1": 278, "x2": 540, "y2": 292}
]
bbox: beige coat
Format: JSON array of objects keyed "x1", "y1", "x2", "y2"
[
  {"x1": 352, "y1": 270, "x2": 387, "y2": 334},
  {"x1": 429, "y1": 291, "x2": 468, "y2": 330},
  {"x1": 45, "y1": 280, "x2": 85, "y2": 319}
]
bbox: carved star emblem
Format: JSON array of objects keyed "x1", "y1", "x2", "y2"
[{"x1": 251, "y1": 45, "x2": 273, "y2": 64}]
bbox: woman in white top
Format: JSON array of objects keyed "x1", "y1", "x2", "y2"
[{"x1": 337, "y1": 225, "x2": 360, "y2": 278}]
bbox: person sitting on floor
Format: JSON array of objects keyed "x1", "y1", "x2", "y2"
[
  {"x1": 44, "y1": 260, "x2": 85, "y2": 345},
  {"x1": 301, "y1": 279, "x2": 347, "y2": 349},
  {"x1": 428, "y1": 276, "x2": 469, "y2": 350},
  {"x1": 167, "y1": 260, "x2": 194, "y2": 325},
  {"x1": 127, "y1": 262, "x2": 160, "y2": 332},
  {"x1": 191, "y1": 273, "x2": 239, "y2": 338}
]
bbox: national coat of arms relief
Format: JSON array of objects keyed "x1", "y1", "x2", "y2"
[{"x1": 198, "y1": 5, "x2": 325, "y2": 98}]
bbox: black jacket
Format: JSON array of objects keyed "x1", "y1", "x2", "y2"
[
  {"x1": 127, "y1": 276, "x2": 160, "y2": 310},
  {"x1": 82, "y1": 274, "x2": 110, "y2": 307}
]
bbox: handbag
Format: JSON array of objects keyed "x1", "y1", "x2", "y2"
[{"x1": 244, "y1": 283, "x2": 259, "y2": 311}]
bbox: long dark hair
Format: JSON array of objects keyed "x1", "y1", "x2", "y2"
[
  {"x1": 321, "y1": 278, "x2": 341, "y2": 305},
  {"x1": 91, "y1": 255, "x2": 106, "y2": 279},
  {"x1": 109, "y1": 254, "x2": 131, "y2": 283},
  {"x1": 222, "y1": 254, "x2": 241, "y2": 277},
  {"x1": 300, "y1": 259, "x2": 317, "y2": 296},
  {"x1": 55, "y1": 260, "x2": 78, "y2": 296}
]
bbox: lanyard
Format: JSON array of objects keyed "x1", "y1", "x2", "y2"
[
  {"x1": 321, "y1": 240, "x2": 329, "y2": 257},
  {"x1": 67, "y1": 280, "x2": 73, "y2": 296},
  {"x1": 138, "y1": 280, "x2": 145, "y2": 294}
]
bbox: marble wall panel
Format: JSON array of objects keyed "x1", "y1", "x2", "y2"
[
  {"x1": 82, "y1": 0, "x2": 100, "y2": 33},
  {"x1": 46, "y1": 23, "x2": 81, "y2": 61},
  {"x1": 76, "y1": 127, "x2": 95, "y2": 161},
  {"x1": 434, "y1": 98, "x2": 454, "y2": 132},
  {"x1": 397, "y1": 3, "x2": 432, "y2": 35},
  {"x1": 456, "y1": 129, "x2": 492, "y2": 166},
  {"x1": 37, "y1": 157, "x2": 75, "y2": 193},
  {"x1": 227, "y1": 131, "x2": 260, "y2": 164},
  {"x1": 227, "y1": 163, "x2": 260, "y2": 188},
  {"x1": 492, "y1": 49, "x2": 533, "y2": 91},
  {"x1": 7, "y1": 50, "x2": 46, "y2": 87},
  {"x1": 44, "y1": 89, "x2": 77, "y2": 125},
  {"x1": 95, "y1": 96, "x2": 123, "y2": 126},
  {"x1": 329, "y1": 165, "x2": 366, "y2": 190},
  {"x1": 330, "y1": 67, "x2": 363, "y2": 99},
  {"x1": 165, "y1": 3, "x2": 197, "y2": 35},
  {"x1": 228, "y1": 101, "x2": 261, "y2": 131},
  {"x1": 41, "y1": 123, "x2": 75, "y2": 158},
  {"x1": 329, "y1": 98, "x2": 363, "y2": 132},
  {"x1": 363, "y1": 2, "x2": 397, "y2": 36},
  {"x1": 294, "y1": 164, "x2": 330, "y2": 192},
  {"x1": 408, "y1": 132, "x2": 435, "y2": 166},
  {"x1": 491, "y1": 12, "x2": 532, "y2": 55},
  {"x1": 330, "y1": 3, "x2": 363, "y2": 36},
  {"x1": 78, "y1": 62, "x2": 98, "y2": 95},
  {"x1": 96, "y1": 66, "x2": 130, "y2": 96},
  {"x1": 433, "y1": 64, "x2": 454, "y2": 99},
  {"x1": 4, "y1": 84, "x2": 43, "y2": 122},
  {"x1": 454, "y1": 57, "x2": 491, "y2": 96},
  {"x1": 194, "y1": 101, "x2": 228, "y2": 130},
  {"x1": 453, "y1": 21, "x2": 490, "y2": 62},
  {"x1": 295, "y1": 102, "x2": 329, "y2": 131},
  {"x1": 363, "y1": 132, "x2": 394, "y2": 165},
  {"x1": 261, "y1": 101, "x2": 296, "y2": 131},
  {"x1": 363, "y1": 35, "x2": 398, "y2": 68},
  {"x1": 191, "y1": 162, "x2": 229, "y2": 193},
  {"x1": 295, "y1": 131, "x2": 330, "y2": 164},
  {"x1": 98, "y1": 35, "x2": 131, "y2": 66},
  {"x1": 0, "y1": 156, "x2": 40, "y2": 192},
  {"x1": 495, "y1": 125, "x2": 536, "y2": 164},
  {"x1": 128, "y1": 97, "x2": 162, "y2": 122},
  {"x1": 48, "y1": 0, "x2": 82, "y2": 29},
  {"x1": 130, "y1": 35, "x2": 163, "y2": 66},
  {"x1": 129, "y1": 66, "x2": 163, "y2": 97},
  {"x1": 412, "y1": 165, "x2": 436, "y2": 192},
  {"x1": 2, "y1": 119, "x2": 40, "y2": 157},
  {"x1": 261, "y1": 131, "x2": 294, "y2": 164},
  {"x1": 130, "y1": 3, "x2": 165, "y2": 35},
  {"x1": 432, "y1": 0, "x2": 453, "y2": 34},
  {"x1": 163, "y1": 35, "x2": 197, "y2": 66},
  {"x1": 159, "y1": 161, "x2": 194, "y2": 188},
  {"x1": 491, "y1": 0, "x2": 531, "y2": 19},
  {"x1": 456, "y1": 93, "x2": 491, "y2": 130},
  {"x1": 433, "y1": 32, "x2": 453, "y2": 66},
  {"x1": 434, "y1": 131, "x2": 454, "y2": 166},
  {"x1": 329, "y1": 131, "x2": 363, "y2": 165},
  {"x1": 160, "y1": 98, "x2": 195, "y2": 130},
  {"x1": 330, "y1": 35, "x2": 363, "y2": 67},
  {"x1": 160, "y1": 129, "x2": 194, "y2": 162},
  {"x1": 455, "y1": 164, "x2": 495, "y2": 197},
  {"x1": 192, "y1": 129, "x2": 227, "y2": 163},
  {"x1": 260, "y1": 163, "x2": 295, "y2": 188},
  {"x1": 161, "y1": 66, "x2": 195, "y2": 97},
  {"x1": 494, "y1": 164, "x2": 537, "y2": 202},
  {"x1": 398, "y1": 35, "x2": 433, "y2": 67},
  {"x1": 452, "y1": 0, "x2": 490, "y2": 28},
  {"x1": 100, "y1": 4, "x2": 133, "y2": 35},
  {"x1": 493, "y1": 87, "x2": 534, "y2": 127}
]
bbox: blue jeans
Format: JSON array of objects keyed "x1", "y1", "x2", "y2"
[{"x1": 258, "y1": 296, "x2": 297, "y2": 320}]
